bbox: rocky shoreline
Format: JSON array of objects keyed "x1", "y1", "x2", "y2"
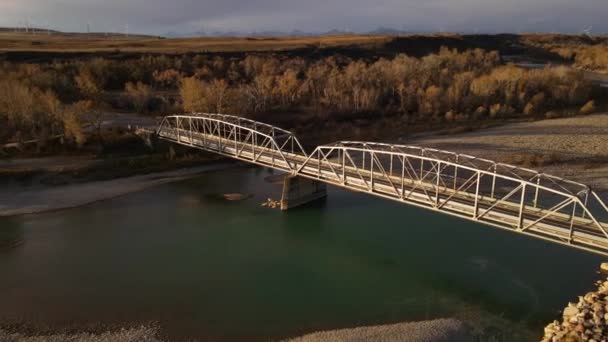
[{"x1": 543, "y1": 275, "x2": 608, "y2": 342}]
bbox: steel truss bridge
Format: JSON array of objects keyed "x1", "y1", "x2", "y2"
[{"x1": 157, "y1": 113, "x2": 608, "y2": 256}]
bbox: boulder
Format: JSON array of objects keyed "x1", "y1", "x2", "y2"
[{"x1": 564, "y1": 305, "x2": 580, "y2": 320}]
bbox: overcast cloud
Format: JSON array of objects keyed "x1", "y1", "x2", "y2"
[{"x1": 0, "y1": 0, "x2": 606, "y2": 35}]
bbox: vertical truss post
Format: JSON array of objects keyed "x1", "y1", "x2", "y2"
[
  {"x1": 491, "y1": 164, "x2": 497, "y2": 198},
  {"x1": 533, "y1": 176, "x2": 540, "y2": 208},
  {"x1": 569, "y1": 201, "x2": 578, "y2": 243},
  {"x1": 317, "y1": 149, "x2": 321, "y2": 179},
  {"x1": 453, "y1": 156, "x2": 459, "y2": 191},
  {"x1": 253, "y1": 129, "x2": 257, "y2": 161},
  {"x1": 435, "y1": 161, "x2": 441, "y2": 206},
  {"x1": 582, "y1": 191, "x2": 589, "y2": 219},
  {"x1": 518, "y1": 183, "x2": 527, "y2": 229},
  {"x1": 201, "y1": 119, "x2": 206, "y2": 146},
  {"x1": 176, "y1": 117, "x2": 180, "y2": 142},
  {"x1": 370, "y1": 151, "x2": 374, "y2": 187},
  {"x1": 473, "y1": 171, "x2": 481, "y2": 218},
  {"x1": 271, "y1": 133, "x2": 275, "y2": 167},
  {"x1": 341, "y1": 149, "x2": 346, "y2": 185},
  {"x1": 189, "y1": 117, "x2": 193, "y2": 145},
  {"x1": 234, "y1": 125, "x2": 238, "y2": 159},
  {"x1": 218, "y1": 121, "x2": 223, "y2": 152},
  {"x1": 362, "y1": 150, "x2": 366, "y2": 171}
]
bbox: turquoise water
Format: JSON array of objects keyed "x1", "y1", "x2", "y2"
[{"x1": 0, "y1": 165, "x2": 603, "y2": 340}]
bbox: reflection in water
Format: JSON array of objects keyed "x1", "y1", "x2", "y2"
[{"x1": 0, "y1": 219, "x2": 24, "y2": 251}]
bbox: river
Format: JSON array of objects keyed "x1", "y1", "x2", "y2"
[{"x1": 0, "y1": 165, "x2": 603, "y2": 341}]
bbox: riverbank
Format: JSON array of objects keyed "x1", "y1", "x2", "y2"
[
  {"x1": 285, "y1": 319, "x2": 471, "y2": 342},
  {"x1": 0, "y1": 326, "x2": 163, "y2": 342},
  {"x1": 0, "y1": 162, "x2": 234, "y2": 217},
  {"x1": 0, "y1": 319, "x2": 469, "y2": 342},
  {"x1": 412, "y1": 113, "x2": 608, "y2": 195}
]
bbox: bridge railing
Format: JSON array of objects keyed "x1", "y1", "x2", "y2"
[
  {"x1": 157, "y1": 114, "x2": 307, "y2": 172},
  {"x1": 296, "y1": 141, "x2": 608, "y2": 254}
]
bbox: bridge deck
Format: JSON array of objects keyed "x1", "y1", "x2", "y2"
[{"x1": 157, "y1": 114, "x2": 608, "y2": 256}]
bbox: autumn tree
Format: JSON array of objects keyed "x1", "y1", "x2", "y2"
[
  {"x1": 275, "y1": 70, "x2": 300, "y2": 108},
  {"x1": 75, "y1": 68, "x2": 105, "y2": 140},
  {"x1": 179, "y1": 77, "x2": 207, "y2": 113},
  {"x1": 206, "y1": 79, "x2": 229, "y2": 113}
]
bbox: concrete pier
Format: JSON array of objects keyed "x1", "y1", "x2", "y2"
[
  {"x1": 134, "y1": 128, "x2": 158, "y2": 150},
  {"x1": 280, "y1": 175, "x2": 327, "y2": 210}
]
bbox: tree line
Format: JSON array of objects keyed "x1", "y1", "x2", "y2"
[{"x1": 0, "y1": 47, "x2": 597, "y2": 148}]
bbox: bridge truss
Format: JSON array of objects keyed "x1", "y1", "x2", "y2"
[{"x1": 157, "y1": 114, "x2": 608, "y2": 256}]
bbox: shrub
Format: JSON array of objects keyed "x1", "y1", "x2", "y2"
[
  {"x1": 580, "y1": 100, "x2": 596, "y2": 114},
  {"x1": 445, "y1": 111, "x2": 456, "y2": 122},
  {"x1": 152, "y1": 69, "x2": 182, "y2": 89},
  {"x1": 523, "y1": 103, "x2": 535, "y2": 116},
  {"x1": 125, "y1": 82, "x2": 153, "y2": 114}
]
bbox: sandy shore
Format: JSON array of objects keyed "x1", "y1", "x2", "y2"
[
  {"x1": 285, "y1": 319, "x2": 471, "y2": 342},
  {"x1": 0, "y1": 162, "x2": 233, "y2": 217}
]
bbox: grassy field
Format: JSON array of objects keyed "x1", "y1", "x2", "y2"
[
  {"x1": 2, "y1": 31, "x2": 604, "y2": 57},
  {"x1": 0, "y1": 31, "x2": 394, "y2": 53}
]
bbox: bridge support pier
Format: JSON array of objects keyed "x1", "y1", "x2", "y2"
[{"x1": 280, "y1": 176, "x2": 327, "y2": 211}]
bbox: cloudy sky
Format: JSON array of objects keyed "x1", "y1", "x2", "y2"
[{"x1": 0, "y1": 0, "x2": 606, "y2": 35}]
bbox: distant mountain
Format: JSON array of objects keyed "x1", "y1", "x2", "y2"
[
  {"x1": 369, "y1": 27, "x2": 408, "y2": 35},
  {"x1": 0, "y1": 27, "x2": 157, "y2": 39},
  {"x1": 162, "y1": 27, "x2": 394, "y2": 38},
  {"x1": 1, "y1": 25, "x2": 442, "y2": 39},
  {"x1": 0, "y1": 27, "x2": 60, "y2": 34}
]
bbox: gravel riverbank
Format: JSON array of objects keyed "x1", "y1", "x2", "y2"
[
  {"x1": 413, "y1": 113, "x2": 608, "y2": 194},
  {"x1": 0, "y1": 162, "x2": 233, "y2": 217},
  {"x1": 284, "y1": 319, "x2": 471, "y2": 342},
  {"x1": 0, "y1": 326, "x2": 162, "y2": 342}
]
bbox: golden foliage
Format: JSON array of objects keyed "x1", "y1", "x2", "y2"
[
  {"x1": 580, "y1": 100, "x2": 596, "y2": 115},
  {"x1": 179, "y1": 77, "x2": 206, "y2": 113}
]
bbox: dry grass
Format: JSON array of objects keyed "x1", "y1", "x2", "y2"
[{"x1": 0, "y1": 32, "x2": 392, "y2": 53}]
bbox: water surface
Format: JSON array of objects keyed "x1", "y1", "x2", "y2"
[{"x1": 0, "y1": 165, "x2": 602, "y2": 340}]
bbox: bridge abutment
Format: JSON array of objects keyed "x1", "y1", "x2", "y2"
[{"x1": 280, "y1": 176, "x2": 327, "y2": 210}]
